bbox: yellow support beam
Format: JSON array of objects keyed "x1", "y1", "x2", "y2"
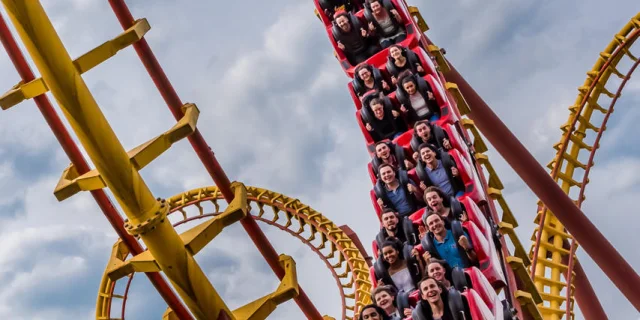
[
  {"x1": 0, "y1": 18, "x2": 150, "y2": 110},
  {"x1": 107, "y1": 183, "x2": 248, "y2": 281},
  {"x1": 54, "y1": 164, "x2": 107, "y2": 201},
  {"x1": 428, "y1": 44, "x2": 450, "y2": 73},
  {"x1": 446, "y1": 82, "x2": 471, "y2": 116},
  {"x1": 232, "y1": 255, "x2": 300, "y2": 320},
  {"x1": 408, "y1": 6, "x2": 429, "y2": 32},
  {"x1": 514, "y1": 290, "x2": 544, "y2": 320},
  {"x1": 507, "y1": 256, "x2": 543, "y2": 305},
  {"x1": 460, "y1": 119, "x2": 487, "y2": 152},
  {"x1": 449, "y1": 102, "x2": 545, "y2": 318},
  {"x1": 107, "y1": 250, "x2": 161, "y2": 281},
  {"x1": 180, "y1": 182, "x2": 248, "y2": 255},
  {"x1": 0, "y1": 1, "x2": 231, "y2": 318},
  {"x1": 74, "y1": 18, "x2": 150, "y2": 74},
  {"x1": 53, "y1": 102, "x2": 200, "y2": 201},
  {"x1": 499, "y1": 222, "x2": 530, "y2": 266},
  {"x1": 163, "y1": 309, "x2": 180, "y2": 320},
  {"x1": 0, "y1": 78, "x2": 48, "y2": 110}
]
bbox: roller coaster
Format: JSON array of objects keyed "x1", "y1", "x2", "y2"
[{"x1": 0, "y1": 0, "x2": 638, "y2": 319}]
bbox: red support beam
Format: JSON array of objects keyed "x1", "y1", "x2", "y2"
[
  {"x1": 442, "y1": 62, "x2": 640, "y2": 313},
  {"x1": 0, "y1": 13, "x2": 193, "y2": 320},
  {"x1": 105, "y1": 1, "x2": 324, "y2": 319}
]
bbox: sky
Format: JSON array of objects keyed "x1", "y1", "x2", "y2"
[{"x1": 0, "y1": 0, "x2": 638, "y2": 319}]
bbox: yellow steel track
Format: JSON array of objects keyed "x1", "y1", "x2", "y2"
[
  {"x1": 529, "y1": 12, "x2": 640, "y2": 319},
  {"x1": 441, "y1": 67, "x2": 544, "y2": 320},
  {"x1": 97, "y1": 186, "x2": 371, "y2": 320}
]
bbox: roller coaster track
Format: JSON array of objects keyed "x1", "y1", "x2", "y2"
[
  {"x1": 529, "y1": 12, "x2": 640, "y2": 320},
  {"x1": 412, "y1": 22, "x2": 547, "y2": 320},
  {"x1": 96, "y1": 186, "x2": 372, "y2": 320},
  {"x1": 311, "y1": 2, "x2": 547, "y2": 319}
]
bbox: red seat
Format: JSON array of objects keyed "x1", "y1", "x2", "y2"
[
  {"x1": 367, "y1": 162, "x2": 377, "y2": 185},
  {"x1": 407, "y1": 207, "x2": 425, "y2": 226},
  {"x1": 370, "y1": 189, "x2": 382, "y2": 220},
  {"x1": 441, "y1": 122, "x2": 472, "y2": 164},
  {"x1": 413, "y1": 47, "x2": 438, "y2": 80},
  {"x1": 312, "y1": 0, "x2": 332, "y2": 27},
  {"x1": 423, "y1": 74, "x2": 458, "y2": 127},
  {"x1": 462, "y1": 289, "x2": 495, "y2": 320},
  {"x1": 355, "y1": 110, "x2": 375, "y2": 147},
  {"x1": 347, "y1": 81, "x2": 363, "y2": 110},
  {"x1": 464, "y1": 221, "x2": 506, "y2": 288},
  {"x1": 392, "y1": 129, "x2": 414, "y2": 153},
  {"x1": 372, "y1": 239, "x2": 379, "y2": 260},
  {"x1": 406, "y1": 167, "x2": 420, "y2": 185},
  {"x1": 369, "y1": 265, "x2": 378, "y2": 288},
  {"x1": 463, "y1": 267, "x2": 502, "y2": 318},
  {"x1": 366, "y1": 47, "x2": 391, "y2": 71},
  {"x1": 449, "y1": 148, "x2": 485, "y2": 203},
  {"x1": 459, "y1": 197, "x2": 491, "y2": 241}
]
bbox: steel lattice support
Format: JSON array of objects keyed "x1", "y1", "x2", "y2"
[{"x1": 530, "y1": 13, "x2": 640, "y2": 319}]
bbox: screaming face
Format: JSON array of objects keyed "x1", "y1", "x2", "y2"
[
  {"x1": 415, "y1": 122, "x2": 431, "y2": 140},
  {"x1": 376, "y1": 143, "x2": 391, "y2": 159},
  {"x1": 336, "y1": 15, "x2": 351, "y2": 32},
  {"x1": 381, "y1": 211, "x2": 398, "y2": 231},
  {"x1": 425, "y1": 191, "x2": 443, "y2": 211}
]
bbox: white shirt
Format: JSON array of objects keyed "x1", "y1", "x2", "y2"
[
  {"x1": 390, "y1": 267, "x2": 415, "y2": 293},
  {"x1": 409, "y1": 92, "x2": 429, "y2": 117}
]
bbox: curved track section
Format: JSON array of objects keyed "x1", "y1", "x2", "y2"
[
  {"x1": 96, "y1": 186, "x2": 372, "y2": 320},
  {"x1": 529, "y1": 13, "x2": 640, "y2": 319}
]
